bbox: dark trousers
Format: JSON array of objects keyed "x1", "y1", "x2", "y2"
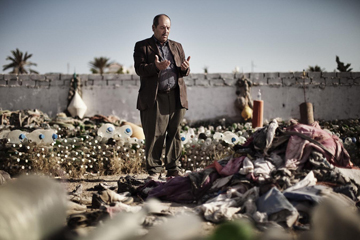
[{"x1": 140, "y1": 88, "x2": 186, "y2": 174}]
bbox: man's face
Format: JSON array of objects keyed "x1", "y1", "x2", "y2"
[{"x1": 152, "y1": 16, "x2": 171, "y2": 43}]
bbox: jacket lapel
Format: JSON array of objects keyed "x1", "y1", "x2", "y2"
[
  {"x1": 168, "y1": 40, "x2": 181, "y2": 66},
  {"x1": 148, "y1": 37, "x2": 160, "y2": 56}
]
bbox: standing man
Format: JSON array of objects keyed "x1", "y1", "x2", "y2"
[{"x1": 133, "y1": 14, "x2": 191, "y2": 180}]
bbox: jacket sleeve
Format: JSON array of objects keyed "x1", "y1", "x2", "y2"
[
  {"x1": 177, "y1": 43, "x2": 190, "y2": 77},
  {"x1": 133, "y1": 41, "x2": 159, "y2": 78}
]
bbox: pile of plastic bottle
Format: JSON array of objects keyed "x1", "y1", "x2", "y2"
[
  {"x1": 0, "y1": 121, "x2": 255, "y2": 177},
  {"x1": 2, "y1": 116, "x2": 360, "y2": 177}
]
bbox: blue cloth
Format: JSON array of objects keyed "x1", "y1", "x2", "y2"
[
  {"x1": 257, "y1": 187, "x2": 296, "y2": 215},
  {"x1": 283, "y1": 185, "x2": 329, "y2": 203}
]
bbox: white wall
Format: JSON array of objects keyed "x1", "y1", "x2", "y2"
[{"x1": 1, "y1": 72, "x2": 359, "y2": 125}]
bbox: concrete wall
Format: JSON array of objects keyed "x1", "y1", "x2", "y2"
[{"x1": 1, "y1": 72, "x2": 359, "y2": 125}]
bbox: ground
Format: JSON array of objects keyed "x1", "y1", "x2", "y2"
[{"x1": 63, "y1": 173, "x2": 218, "y2": 239}]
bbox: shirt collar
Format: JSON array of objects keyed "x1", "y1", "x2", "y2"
[{"x1": 152, "y1": 35, "x2": 168, "y2": 46}]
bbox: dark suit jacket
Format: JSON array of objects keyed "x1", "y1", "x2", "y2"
[{"x1": 133, "y1": 37, "x2": 189, "y2": 111}]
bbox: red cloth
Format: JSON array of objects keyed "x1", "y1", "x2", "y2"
[{"x1": 285, "y1": 122, "x2": 352, "y2": 169}]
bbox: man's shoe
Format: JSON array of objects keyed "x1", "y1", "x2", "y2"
[{"x1": 166, "y1": 170, "x2": 184, "y2": 177}]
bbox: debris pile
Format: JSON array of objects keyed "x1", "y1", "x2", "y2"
[{"x1": 1, "y1": 109, "x2": 360, "y2": 239}]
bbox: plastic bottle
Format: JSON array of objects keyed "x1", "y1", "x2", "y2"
[
  {"x1": 257, "y1": 89, "x2": 262, "y2": 100},
  {"x1": 0, "y1": 129, "x2": 11, "y2": 140},
  {"x1": 97, "y1": 123, "x2": 116, "y2": 139},
  {"x1": 128, "y1": 137, "x2": 138, "y2": 145},
  {"x1": 41, "y1": 129, "x2": 58, "y2": 144},
  {"x1": 205, "y1": 129, "x2": 212, "y2": 137},
  {"x1": 244, "y1": 122, "x2": 252, "y2": 130},
  {"x1": 344, "y1": 137, "x2": 353, "y2": 146},
  {"x1": 4, "y1": 130, "x2": 27, "y2": 144},
  {"x1": 213, "y1": 132, "x2": 224, "y2": 140},
  {"x1": 27, "y1": 129, "x2": 58, "y2": 145},
  {"x1": 238, "y1": 136, "x2": 247, "y2": 145},
  {"x1": 116, "y1": 125, "x2": 133, "y2": 139},
  {"x1": 180, "y1": 131, "x2": 190, "y2": 145},
  {"x1": 187, "y1": 128, "x2": 195, "y2": 138},
  {"x1": 26, "y1": 129, "x2": 45, "y2": 145},
  {"x1": 223, "y1": 131, "x2": 239, "y2": 145},
  {"x1": 197, "y1": 126, "x2": 205, "y2": 134}
]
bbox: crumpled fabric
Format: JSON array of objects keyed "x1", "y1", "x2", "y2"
[
  {"x1": 284, "y1": 171, "x2": 317, "y2": 193},
  {"x1": 106, "y1": 202, "x2": 142, "y2": 217},
  {"x1": 195, "y1": 187, "x2": 259, "y2": 223},
  {"x1": 147, "y1": 176, "x2": 197, "y2": 203},
  {"x1": 147, "y1": 157, "x2": 245, "y2": 203},
  {"x1": 266, "y1": 152, "x2": 284, "y2": 169},
  {"x1": 239, "y1": 157, "x2": 254, "y2": 175},
  {"x1": 283, "y1": 185, "x2": 332, "y2": 203},
  {"x1": 100, "y1": 189, "x2": 132, "y2": 204},
  {"x1": 210, "y1": 175, "x2": 234, "y2": 191},
  {"x1": 285, "y1": 122, "x2": 352, "y2": 169},
  {"x1": 253, "y1": 158, "x2": 276, "y2": 180},
  {"x1": 264, "y1": 119, "x2": 279, "y2": 154},
  {"x1": 67, "y1": 201, "x2": 87, "y2": 215},
  {"x1": 256, "y1": 187, "x2": 299, "y2": 227},
  {"x1": 195, "y1": 194, "x2": 240, "y2": 223},
  {"x1": 211, "y1": 156, "x2": 246, "y2": 176},
  {"x1": 336, "y1": 167, "x2": 360, "y2": 186}
]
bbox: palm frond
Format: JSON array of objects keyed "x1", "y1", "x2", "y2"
[{"x1": 3, "y1": 49, "x2": 38, "y2": 74}]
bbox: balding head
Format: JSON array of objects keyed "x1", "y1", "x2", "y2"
[{"x1": 153, "y1": 14, "x2": 171, "y2": 27}]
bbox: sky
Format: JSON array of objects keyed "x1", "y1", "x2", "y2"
[{"x1": 1, "y1": 0, "x2": 359, "y2": 74}]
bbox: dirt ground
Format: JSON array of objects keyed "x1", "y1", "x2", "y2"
[{"x1": 63, "y1": 173, "x2": 217, "y2": 238}]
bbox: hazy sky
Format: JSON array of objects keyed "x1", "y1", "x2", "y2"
[{"x1": 1, "y1": 0, "x2": 359, "y2": 74}]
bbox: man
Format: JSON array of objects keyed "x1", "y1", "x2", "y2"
[{"x1": 133, "y1": 14, "x2": 191, "y2": 180}]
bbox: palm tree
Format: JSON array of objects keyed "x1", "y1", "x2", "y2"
[
  {"x1": 89, "y1": 57, "x2": 112, "y2": 75},
  {"x1": 3, "y1": 48, "x2": 39, "y2": 74},
  {"x1": 336, "y1": 56, "x2": 352, "y2": 72},
  {"x1": 307, "y1": 65, "x2": 325, "y2": 72}
]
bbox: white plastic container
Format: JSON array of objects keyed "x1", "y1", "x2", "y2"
[
  {"x1": 223, "y1": 131, "x2": 240, "y2": 145},
  {"x1": 180, "y1": 131, "x2": 190, "y2": 145},
  {"x1": 116, "y1": 125, "x2": 133, "y2": 139},
  {"x1": 212, "y1": 132, "x2": 224, "y2": 140},
  {"x1": 97, "y1": 123, "x2": 116, "y2": 140},
  {"x1": 4, "y1": 130, "x2": 27, "y2": 144},
  {"x1": 27, "y1": 129, "x2": 58, "y2": 145}
]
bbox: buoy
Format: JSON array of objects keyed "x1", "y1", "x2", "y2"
[
  {"x1": 241, "y1": 105, "x2": 253, "y2": 121},
  {"x1": 67, "y1": 91, "x2": 87, "y2": 119}
]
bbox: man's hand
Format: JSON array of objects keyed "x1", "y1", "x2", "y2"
[
  {"x1": 181, "y1": 56, "x2": 191, "y2": 71},
  {"x1": 155, "y1": 55, "x2": 170, "y2": 71}
]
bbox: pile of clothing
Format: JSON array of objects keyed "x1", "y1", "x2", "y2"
[{"x1": 134, "y1": 119, "x2": 359, "y2": 230}]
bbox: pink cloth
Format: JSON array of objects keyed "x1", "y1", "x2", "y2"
[
  {"x1": 285, "y1": 122, "x2": 352, "y2": 169},
  {"x1": 213, "y1": 156, "x2": 246, "y2": 176}
]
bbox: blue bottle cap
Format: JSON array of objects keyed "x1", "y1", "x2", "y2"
[
  {"x1": 231, "y1": 137, "x2": 236, "y2": 143},
  {"x1": 52, "y1": 133, "x2": 58, "y2": 140},
  {"x1": 181, "y1": 136, "x2": 186, "y2": 141},
  {"x1": 106, "y1": 127, "x2": 114, "y2": 133},
  {"x1": 19, "y1": 134, "x2": 26, "y2": 140},
  {"x1": 39, "y1": 134, "x2": 45, "y2": 140},
  {"x1": 125, "y1": 128, "x2": 131, "y2": 133}
]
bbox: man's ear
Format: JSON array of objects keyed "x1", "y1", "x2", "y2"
[{"x1": 152, "y1": 25, "x2": 155, "y2": 32}]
